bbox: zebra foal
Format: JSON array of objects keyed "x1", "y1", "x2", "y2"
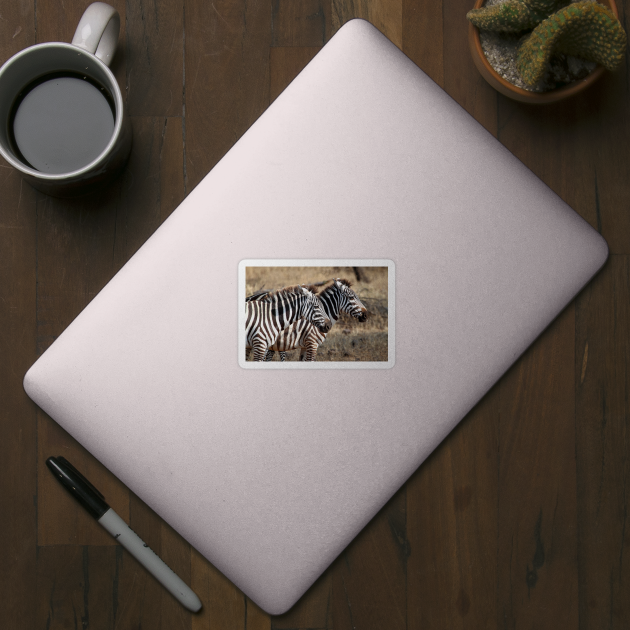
[{"x1": 245, "y1": 285, "x2": 331, "y2": 361}]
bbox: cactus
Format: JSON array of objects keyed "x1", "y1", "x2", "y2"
[
  {"x1": 467, "y1": 0, "x2": 568, "y2": 33},
  {"x1": 516, "y1": 1, "x2": 627, "y2": 85}
]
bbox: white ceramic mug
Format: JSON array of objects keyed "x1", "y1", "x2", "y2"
[{"x1": 0, "y1": 2, "x2": 131, "y2": 197}]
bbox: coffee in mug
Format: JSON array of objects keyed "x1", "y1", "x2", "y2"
[
  {"x1": 11, "y1": 72, "x2": 116, "y2": 174},
  {"x1": 0, "y1": 2, "x2": 131, "y2": 197}
]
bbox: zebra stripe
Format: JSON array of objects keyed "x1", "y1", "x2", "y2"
[
  {"x1": 255, "y1": 279, "x2": 368, "y2": 361},
  {"x1": 245, "y1": 285, "x2": 331, "y2": 361}
]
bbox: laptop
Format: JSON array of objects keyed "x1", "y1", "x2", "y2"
[{"x1": 23, "y1": 19, "x2": 608, "y2": 614}]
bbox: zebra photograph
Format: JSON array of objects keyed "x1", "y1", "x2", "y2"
[{"x1": 242, "y1": 265, "x2": 389, "y2": 363}]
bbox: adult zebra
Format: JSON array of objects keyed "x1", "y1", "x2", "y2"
[
  {"x1": 245, "y1": 285, "x2": 331, "y2": 361},
  {"x1": 254, "y1": 279, "x2": 368, "y2": 361}
]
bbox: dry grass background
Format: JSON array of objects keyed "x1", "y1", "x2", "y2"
[{"x1": 245, "y1": 266, "x2": 388, "y2": 361}]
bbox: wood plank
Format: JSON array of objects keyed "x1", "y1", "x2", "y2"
[
  {"x1": 0, "y1": 0, "x2": 36, "y2": 55},
  {"x1": 190, "y1": 549, "x2": 247, "y2": 630},
  {"x1": 126, "y1": 0, "x2": 184, "y2": 117},
  {"x1": 36, "y1": 545, "x2": 118, "y2": 630},
  {"x1": 497, "y1": 305, "x2": 578, "y2": 628},
  {"x1": 583, "y1": 72, "x2": 630, "y2": 254},
  {"x1": 184, "y1": 0, "x2": 272, "y2": 192},
  {"x1": 270, "y1": 47, "x2": 321, "y2": 103},
  {"x1": 112, "y1": 116, "x2": 185, "y2": 270},
  {"x1": 330, "y1": 486, "x2": 407, "y2": 630},
  {"x1": 443, "y1": 0, "x2": 497, "y2": 132},
  {"x1": 496, "y1": 97, "x2": 597, "y2": 223},
  {"x1": 407, "y1": 392, "x2": 499, "y2": 629},
  {"x1": 575, "y1": 256, "x2": 630, "y2": 629},
  {"x1": 0, "y1": 128, "x2": 38, "y2": 630},
  {"x1": 331, "y1": 0, "x2": 403, "y2": 48},
  {"x1": 0, "y1": 5, "x2": 39, "y2": 629},
  {"x1": 271, "y1": 573, "x2": 332, "y2": 629},
  {"x1": 34, "y1": 188, "x2": 121, "y2": 355},
  {"x1": 271, "y1": 0, "x2": 332, "y2": 46},
  {"x1": 402, "y1": 0, "x2": 444, "y2": 88},
  {"x1": 159, "y1": 117, "x2": 187, "y2": 220},
  {"x1": 247, "y1": 601, "x2": 271, "y2": 630}
]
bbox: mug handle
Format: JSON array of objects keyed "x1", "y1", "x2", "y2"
[{"x1": 71, "y1": 2, "x2": 120, "y2": 67}]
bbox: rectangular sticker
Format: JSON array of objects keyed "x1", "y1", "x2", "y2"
[{"x1": 238, "y1": 260, "x2": 394, "y2": 369}]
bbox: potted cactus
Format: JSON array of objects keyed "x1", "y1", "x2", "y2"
[{"x1": 467, "y1": 0, "x2": 627, "y2": 103}]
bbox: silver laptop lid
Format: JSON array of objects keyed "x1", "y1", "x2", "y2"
[{"x1": 24, "y1": 19, "x2": 607, "y2": 614}]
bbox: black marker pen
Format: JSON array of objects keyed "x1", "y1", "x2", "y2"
[{"x1": 46, "y1": 456, "x2": 202, "y2": 612}]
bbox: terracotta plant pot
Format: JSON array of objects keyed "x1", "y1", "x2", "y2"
[{"x1": 468, "y1": 0, "x2": 619, "y2": 103}]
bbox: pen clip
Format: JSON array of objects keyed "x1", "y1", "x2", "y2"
[{"x1": 53, "y1": 456, "x2": 107, "y2": 501}]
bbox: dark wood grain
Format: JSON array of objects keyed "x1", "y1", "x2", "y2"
[
  {"x1": 496, "y1": 97, "x2": 598, "y2": 225},
  {"x1": 271, "y1": 573, "x2": 332, "y2": 629},
  {"x1": 125, "y1": 0, "x2": 184, "y2": 117},
  {"x1": 497, "y1": 305, "x2": 579, "y2": 628},
  {"x1": 402, "y1": 0, "x2": 444, "y2": 87},
  {"x1": 112, "y1": 115, "x2": 185, "y2": 269},
  {"x1": 331, "y1": 486, "x2": 408, "y2": 630},
  {"x1": 184, "y1": 0, "x2": 271, "y2": 191},
  {"x1": 0, "y1": 141, "x2": 38, "y2": 630},
  {"x1": 576, "y1": 256, "x2": 630, "y2": 629},
  {"x1": 271, "y1": 0, "x2": 332, "y2": 46},
  {"x1": 0, "y1": 5, "x2": 39, "y2": 629},
  {"x1": 1, "y1": 0, "x2": 629, "y2": 627},
  {"x1": 37, "y1": 545, "x2": 119, "y2": 630},
  {"x1": 190, "y1": 550, "x2": 249, "y2": 630},
  {"x1": 407, "y1": 393, "x2": 499, "y2": 629}
]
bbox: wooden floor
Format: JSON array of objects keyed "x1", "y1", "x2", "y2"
[{"x1": 1, "y1": 0, "x2": 629, "y2": 628}]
